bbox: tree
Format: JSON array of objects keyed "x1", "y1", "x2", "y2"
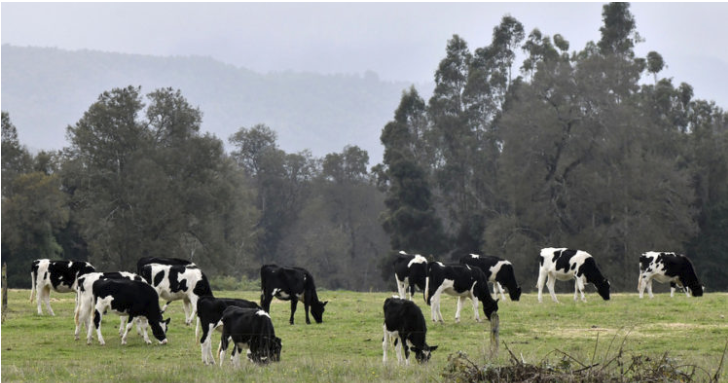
[{"x1": 64, "y1": 86, "x2": 257, "y2": 273}]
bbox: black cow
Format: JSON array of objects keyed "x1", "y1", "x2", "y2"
[
  {"x1": 393, "y1": 251, "x2": 428, "y2": 301},
  {"x1": 638, "y1": 251, "x2": 703, "y2": 298},
  {"x1": 260, "y1": 264, "x2": 328, "y2": 325},
  {"x1": 90, "y1": 279, "x2": 170, "y2": 345},
  {"x1": 460, "y1": 254, "x2": 522, "y2": 301},
  {"x1": 30, "y1": 259, "x2": 96, "y2": 316},
  {"x1": 217, "y1": 306, "x2": 282, "y2": 366},
  {"x1": 382, "y1": 297, "x2": 437, "y2": 365},
  {"x1": 425, "y1": 262, "x2": 499, "y2": 323},
  {"x1": 197, "y1": 296, "x2": 262, "y2": 365},
  {"x1": 537, "y1": 247, "x2": 610, "y2": 303}
]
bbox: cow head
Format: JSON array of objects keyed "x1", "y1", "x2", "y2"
[
  {"x1": 508, "y1": 286, "x2": 522, "y2": 301},
  {"x1": 483, "y1": 299, "x2": 499, "y2": 321},
  {"x1": 251, "y1": 336, "x2": 282, "y2": 364},
  {"x1": 596, "y1": 279, "x2": 611, "y2": 301},
  {"x1": 311, "y1": 300, "x2": 328, "y2": 323},
  {"x1": 152, "y1": 317, "x2": 171, "y2": 344},
  {"x1": 410, "y1": 344, "x2": 438, "y2": 363},
  {"x1": 688, "y1": 283, "x2": 704, "y2": 297}
]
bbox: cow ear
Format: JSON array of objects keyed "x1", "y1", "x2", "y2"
[
  {"x1": 430, "y1": 345, "x2": 438, "y2": 352},
  {"x1": 164, "y1": 318, "x2": 171, "y2": 325},
  {"x1": 322, "y1": 301, "x2": 328, "y2": 307}
]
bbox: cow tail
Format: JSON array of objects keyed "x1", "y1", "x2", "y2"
[{"x1": 30, "y1": 268, "x2": 37, "y2": 302}]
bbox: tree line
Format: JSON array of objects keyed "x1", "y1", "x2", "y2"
[{"x1": 3, "y1": 3, "x2": 727, "y2": 291}]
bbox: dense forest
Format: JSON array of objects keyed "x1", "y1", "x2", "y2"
[{"x1": 3, "y1": 3, "x2": 727, "y2": 292}]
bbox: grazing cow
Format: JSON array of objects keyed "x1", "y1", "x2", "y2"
[
  {"x1": 30, "y1": 259, "x2": 95, "y2": 315},
  {"x1": 537, "y1": 248, "x2": 610, "y2": 303},
  {"x1": 382, "y1": 297, "x2": 437, "y2": 365},
  {"x1": 425, "y1": 262, "x2": 499, "y2": 323},
  {"x1": 260, "y1": 265, "x2": 328, "y2": 325},
  {"x1": 393, "y1": 251, "x2": 428, "y2": 301},
  {"x1": 217, "y1": 306, "x2": 282, "y2": 366},
  {"x1": 638, "y1": 251, "x2": 703, "y2": 298},
  {"x1": 197, "y1": 296, "x2": 262, "y2": 365},
  {"x1": 89, "y1": 279, "x2": 170, "y2": 345},
  {"x1": 136, "y1": 257, "x2": 195, "y2": 275},
  {"x1": 459, "y1": 254, "x2": 522, "y2": 301},
  {"x1": 140, "y1": 263, "x2": 213, "y2": 326},
  {"x1": 74, "y1": 271, "x2": 146, "y2": 341}
]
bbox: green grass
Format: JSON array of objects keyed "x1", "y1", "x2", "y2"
[{"x1": 2, "y1": 290, "x2": 726, "y2": 382}]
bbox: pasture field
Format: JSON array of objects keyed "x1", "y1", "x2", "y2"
[{"x1": 1, "y1": 289, "x2": 726, "y2": 382}]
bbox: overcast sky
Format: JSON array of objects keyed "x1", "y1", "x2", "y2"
[{"x1": 2, "y1": 2, "x2": 726, "y2": 80}]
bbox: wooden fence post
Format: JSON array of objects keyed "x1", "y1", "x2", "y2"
[
  {"x1": 2, "y1": 263, "x2": 7, "y2": 323},
  {"x1": 490, "y1": 312, "x2": 499, "y2": 357}
]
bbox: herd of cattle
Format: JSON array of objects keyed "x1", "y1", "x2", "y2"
[{"x1": 27, "y1": 247, "x2": 704, "y2": 366}]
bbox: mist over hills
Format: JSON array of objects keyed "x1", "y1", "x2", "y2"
[{"x1": 2, "y1": 44, "x2": 429, "y2": 162}]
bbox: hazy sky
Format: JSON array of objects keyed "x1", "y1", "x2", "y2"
[{"x1": 2, "y1": 2, "x2": 727, "y2": 84}]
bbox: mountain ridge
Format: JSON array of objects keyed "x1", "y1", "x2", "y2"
[{"x1": 2, "y1": 44, "x2": 431, "y2": 162}]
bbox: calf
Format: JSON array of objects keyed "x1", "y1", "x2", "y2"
[
  {"x1": 393, "y1": 251, "x2": 428, "y2": 301},
  {"x1": 89, "y1": 279, "x2": 170, "y2": 345},
  {"x1": 425, "y1": 262, "x2": 499, "y2": 323},
  {"x1": 30, "y1": 259, "x2": 95, "y2": 315},
  {"x1": 537, "y1": 248, "x2": 610, "y2": 303},
  {"x1": 382, "y1": 297, "x2": 437, "y2": 365},
  {"x1": 460, "y1": 254, "x2": 522, "y2": 301},
  {"x1": 260, "y1": 264, "x2": 328, "y2": 325},
  {"x1": 638, "y1": 251, "x2": 703, "y2": 298},
  {"x1": 140, "y1": 263, "x2": 213, "y2": 326},
  {"x1": 217, "y1": 306, "x2": 282, "y2": 366},
  {"x1": 197, "y1": 296, "x2": 262, "y2": 365},
  {"x1": 75, "y1": 271, "x2": 146, "y2": 341}
]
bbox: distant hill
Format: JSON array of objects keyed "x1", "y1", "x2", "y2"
[{"x1": 2, "y1": 44, "x2": 431, "y2": 162}]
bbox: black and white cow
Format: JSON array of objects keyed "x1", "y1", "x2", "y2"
[
  {"x1": 537, "y1": 248, "x2": 610, "y2": 303},
  {"x1": 260, "y1": 264, "x2": 328, "y2": 325},
  {"x1": 140, "y1": 263, "x2": 213, "y2": 327},
  {"x1": 197, "y1": 296, "x2": 262, "y2": 365},
  {"x1": 425, "y1": 262, "x2": 499, "y2": 323},
  {"x1": 89, "y1": 278, "x2": 170, "y2": 345},
  {"x1": 393, "y1": 251, "x2": 428, "y2": 301},
  {"x1": 459, "y1": 254, "x2": 522, "y2": 301},
  {"x1": 136, "y1": 257, "x2": 195, "y2": 275},
  {"x1": 30, "y1": 259, "x2": 96, "y2": 315},
  {"x1": 217, "y1": 306, "x2": 282, "y2": 366},
  {"x1": 382, "y1": 297, "x2": 437, "y2": 365},
  {"x1": 638, "y1": 251, "x2": 703, "y2": 298},
  {"x1": 75, "y1": 271, "x2": 146, "y2": 341}
]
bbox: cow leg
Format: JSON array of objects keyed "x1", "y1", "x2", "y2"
[
  {"x1": 289, "y1": 299, "x2": 298, "y2": 325},
  {"x1": 546, "y1": 275, "x2": 559, "y2": 303},
  {"x1": 160, "y1": 300, "x2": 172, "y2": 314},
  {"x1": 119, "y1": 316, "x2": 128, "y2": 337},
  {"x1": 382, "y1": 325, "x2": 389, "y2": 363},
  {"x1": 42, "y1": 287, "x2": 55, "y2": 316},
  {"x1": 647, "y1": 279, "x2": 654, "y2": 299},
  {"x1": 231, "y1": 344, "x2": 242, "y2": 368},
  {"x1": 395, "y1": 275, "x2": 406, "y2": 299},
  {"x1": 261, "y1": 291, "x2": 273, "y2": 313},
  {"x1": 121, "y1": 316, "x2": 135, "y2": 345},
  {"x1": 218, "y1": 341, "x2": 227, "y2": 368},
  {"x1": 497, "y1": 283, "x2": 507, "y2": 301},
  {"x1": 537, "y1": 270, "x2": 547, "y2": 303},
  {"x1": 470, "y1": 293, "x2": 481, "y2": 322},
  {"x1": 455, "y1": 296, "x2": 464, "y2": 323},
  {"x1": 400, "y1": 335, "x2": 411, "y2": 365},
  {"x1": 304, "y1": 301, "x2": 312, "y2": 325},
  {"x1": 638, "y1": 274, "x2": 647, "y2": 298},
  {"x1": 394, "y1": 335, "x2": 404, "y2": 365},
  {"x1": 575, "y1": 277, "x2": 586, "y2": 302},
  {"x1": 92, "y1": 309, "x2": 105, "y2": 346}
]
